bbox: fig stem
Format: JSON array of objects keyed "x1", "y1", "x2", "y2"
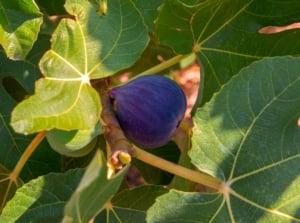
[
  {"x1": 9, "y1": 131, "x2": 45, "y2": 181},
  {"x1": 140, "y1": 53, "x2": 194, "y2": 75},
  {"x1": 94, "y1": 79, "x2": 134, "y2": 169},
  {"x1": 133, "y1": 146, "x2": 222, "y2": 191}
]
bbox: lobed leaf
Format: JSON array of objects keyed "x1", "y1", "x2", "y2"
[
  {"x1": 10, "y1": 0, "x2": 150, "y2": 134},
  {"x1": 189, "y1": 56, "x2": 300, "y2": 222},
  {"x1": 11, "y1": 79, "x2": 101, "y2": 134},
  {"x1": 156, "y1": 0, "x2": 300, "y2": 103}
]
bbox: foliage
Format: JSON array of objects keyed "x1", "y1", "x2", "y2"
[{"x1": 0, "y1": 0, "x2": 300, "y2": 222}]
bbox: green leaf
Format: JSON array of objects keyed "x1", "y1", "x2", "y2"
[
  {"x1": 156, "y1": 0, "x2": 300, "y2": 103},
  {"x1": 188, "y1": 56, "x2": 300, "y2": 221},
  {"x1": 46, "y1": 123, "x2": 101, "y2": 157},
  {"x1": 61, "y1": 0, "x2": 149, "y2": 79},
  {"x1": 62, "y1": 151, "x2": 128, "y2": 223},
  {"x1": 114, "y1": 35, "x2": 176, "y2": 79},
  {"x1": 11, "y1": 79, "x2": 101, "y2": 134},
  {"x1": 95, "y1": 185, "x2": 168, "y2": 223},
  {"x1": 0, "y1": 169, "x2": 84, "y2": 222},
  {"x1": 132, "y1": 0, "x2": 163, "y2": 32},
  {"x1": 10, "y1": 0, "x2": 150, "y2": 134},
  {"x1": 0, "y1": 0, "x2": 43, "y2": 60},
  {"x1": 0, "y1": 52, "x2": 60, "y2": 181},
  {"x1": 60, "y1": 134, "x2": 107, "y2": 171},
  {"x1": 147, "y1": 190, "x2": 224, "y2": 223}
]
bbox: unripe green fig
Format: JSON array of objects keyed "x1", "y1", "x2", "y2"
[{"x1": 109, "y1": 75, "x2": 186, "y2": 148}]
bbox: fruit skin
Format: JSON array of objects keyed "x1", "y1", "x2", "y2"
[{"x1": 109, "y1": 75, "x2": 186, "y2": 148}]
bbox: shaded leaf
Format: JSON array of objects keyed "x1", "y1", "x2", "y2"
[
  {"x1": 133, "y1": 0, "x2": 163, "y2": 32},
  {"x1": 0, "y1": 169, "x2": 84, "y2": 222},
  {"x1": 10, "y1": 0, "x2": 150, "y2": 134},
  {"x1": 188, "y1": 56, "x2": 300, "y2": 221},
  {"x1": 133, "y1": 141, "x2": 180, "y2": 185},
  {"x1": 155, "y1": 0, "x2": 300, "y2": 103},
  {"x1": 35, "y1": 0, "x2": 66, "y2": 16},
  {"x1": 95, "y1": 185, "x2": 169, "y2": 223},
  {"x1": 0, "y1": 0, "x2": 43, "y2": 60},
  {"x1": 62, "y1": 150, "x2": 128, "y2": 223},
  {"x1": 0, "y1": 36, "x2": 60, "y2": 210},
  {"x1": 113, "y1": 34, "x2": 176, "y2": 80},
  {"x1": 170, "y1": 117, "x2": 195, "y2": 191},
  {"x1": 60, "y1": 134, "x2": 107, "y2": 171}
]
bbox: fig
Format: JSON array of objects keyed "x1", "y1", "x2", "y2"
[{"x1": 109, "y1": 75, "x2": 186, "y2": 148}]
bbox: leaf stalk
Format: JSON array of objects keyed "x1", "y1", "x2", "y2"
[
  {"x1": 133, "y1": 146, "x2": 222, "y2": 191},
  {"x1": 9, "y1": 131, "x2": 45, "y2": 181}
]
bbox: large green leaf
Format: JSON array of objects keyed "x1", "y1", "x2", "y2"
[
  {"x1": 10, "y1": 0, "x2": 150, "y2": 134},
  {"x1": 0, "y1": 0, "x2": 42, "y2": 60},
  {"x1": 155, "y1": 0, "x2": 300, "y2": 103},
  {"x1": 62, "y1": 150, "x2": 128, "y2": 222},
  {"x1": 147, "y1": 56, "x2": 300, "y2": 222},
  {"x1": 192, "y1": 56, "x2": 299, "y2": 222},
  {"x1": 0, "y1": 169, "x2": 84, "y2": 222}
]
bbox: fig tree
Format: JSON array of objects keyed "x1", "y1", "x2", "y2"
[{"x1": 109, "y1": 75, "x2": 186, "y2": 148}]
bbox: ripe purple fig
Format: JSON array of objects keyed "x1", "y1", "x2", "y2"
[{"x1": 109, "y1": 75, "x2": 186, "y2": 148}]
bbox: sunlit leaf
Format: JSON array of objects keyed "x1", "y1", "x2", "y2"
[
  {"x1": 147, "y1": 190, "x2": 224, "y2": 223},
  {"x1": 62, "y1": 151, "x2": 128, "y2": 223},
  {"x1": 0, "y1": 0, "x2": 42, "y2": 60},
  {"x1": 10, "y1": 0, "x2": 150, "y2": 134},
  {"x1": 0, "y1": 169, "x2": 84, "y2": 222},
  {"x1": 189, "y1": 56, "x2": 299, "y2": 222}
]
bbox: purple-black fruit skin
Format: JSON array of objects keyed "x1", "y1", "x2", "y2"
[{"x1": 109, "y1": 75, "x2": 187, "y2": 148}]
